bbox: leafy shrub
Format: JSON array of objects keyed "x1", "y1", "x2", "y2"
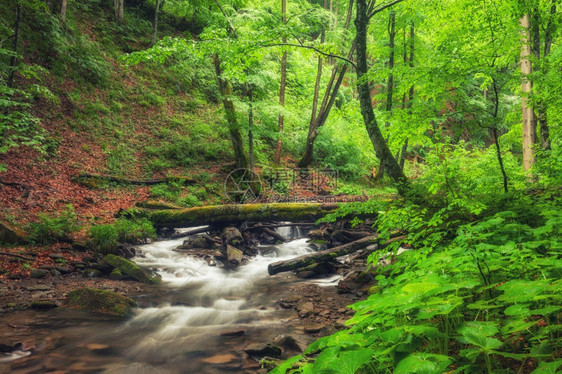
[
  {"x1": 28, "y1": 205, "x2": 80, "y2": 245},
  {"x1": 276, "y1": 198, "x2": 562, "y2": 373},
  {"x1": 89, "y1": 224, "x2": 119, "y2": 254},
  {"x1": 178, "y1": 195, "x2": 201, "y2": 207}
]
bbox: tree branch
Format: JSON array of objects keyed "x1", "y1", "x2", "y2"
[
  {"x1": 261, "y1": 43, "x2": 357, "y2": 70},
  {"x1": 368, "y1": 0, "x2": 406, "y2": 18}
]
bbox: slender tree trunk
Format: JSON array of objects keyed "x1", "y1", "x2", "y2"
[
  {"x1": 114, "y1": 0, "x2": 124, "y2": 24},
  {"x1": 214, "y1": 55, "x2": 249, "y2": 170},
  {"x1": 274, "y1": 0, "x2": 287, "y2": 164},
  {"x1": 298, "y1": 0, "x2": 354, "y2": 168},
  {"x1": 375, "y1": 11, "x2": 396, "y2": 181},
  {"x1": 60, "y1": 0, "x2": 67, "y2": 21},
  {"x1": 151, "y1": 0, "x2": 161, "y2": 46},
  {"x1": 248, "y1": 87, "x2": 255, "y2": 172},
  {"x1": 355, "y1": 0, "x2": 408, "y2": 195},
  {"x1": 520, "y1": 14, "x2": 536, "y2": 172},
  {"x1": 492, "y1": 80, "x2": 508, "y2": 194},
  {"x1": 7, "y1": 3, "x2": 21, "y2": 89}
]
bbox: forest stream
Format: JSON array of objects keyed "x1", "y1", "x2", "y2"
[{"x1": 0, "y1": 225, "x2": 345, "y2": 374}]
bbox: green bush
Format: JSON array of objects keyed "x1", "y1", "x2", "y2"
[
  {"x1": 90, "y1": 218, "x2": 156, "y2": 254},
  {"x1": 89, "y1": 224, "x2": 119, "y2": 254},
  {"x1": 28, "y1": 205, "x2": 80, "y2": 245}
]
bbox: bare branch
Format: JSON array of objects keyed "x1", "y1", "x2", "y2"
[
  {"x1": 368, "y1": 0, "x2": 406, "y2": 18},
  {"x1": 261, "y1": 43, "x2": 357, "y2": 70}
]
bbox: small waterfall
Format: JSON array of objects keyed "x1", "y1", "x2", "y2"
[{"x1": 275, "y1": 224, "x2": 308, "y2": 241}]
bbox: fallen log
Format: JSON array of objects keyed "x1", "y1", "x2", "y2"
[
  {"x1": 140, "y1": 203, "x2": 339, "y2": 228},
  {"x1": 267, "y1": 235, "x2": 407, "y2": 276},
  {"x1": 268, "y1": 235, "x2": 378, "y2": 275},
  {"x1": 74, "y1": 174, "x2": 196, "y2": 187},
  {"x1": 0, "y1": 252, "x2": 34, "y2": 261}
]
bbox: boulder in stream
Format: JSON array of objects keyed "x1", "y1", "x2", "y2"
[
  {"x1": 65, "y1": 288, "x2": 137, "y2": 317},
  {"x1": 226, "y1": 245, "x2": 243, "y2": 268},
  {"x1": 103, "y1": 254, "x2": 161, "y2": 284},
  {"x1": 222, "y1": 227, "x2": 243, "y2": 246},
  {"x1": 244, "y1": 343, "x2": 282, "y2": 358}
]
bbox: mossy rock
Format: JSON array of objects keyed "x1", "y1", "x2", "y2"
[
  {"x1": 104, "y1": 254, "x2": 161, "y2": 284},
  {"x1": 65, "y1": 288, "x2": 136, "y2": 317},
  {"x1": 109, "y1": 268, "x2": 126, "y2": 280},
  {"x1": 0, "y1": 219, "x2": 28, "y2": 244}
]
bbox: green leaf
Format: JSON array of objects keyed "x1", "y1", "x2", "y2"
[
  {"x1": 530, "y1": 360, "x2": 562, "y2": 374},
  {"x1": 504, "y1": 304, "x2": 531, "y2": 317},
  {"x1": 395, "y1": 353, "x2": 453, "y2": 374},
  {"x1": 457, "y1": 321, "x2": 499, "y2": 337}
]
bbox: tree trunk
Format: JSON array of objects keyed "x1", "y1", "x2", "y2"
[
  {"x1": 376, "y1": 11, "x2": 397, "y2": 180},
  {"x1": 274, "y1": 0, "x2": 287, "y2": 164},
  {"x1": 297, "y1": 0, "x2": 354, "y2": 168},
  {"x1": 7, "y1": 2, "x2": 21, "y2": 88},
  {"x1": 138, "y1": 202, "x2": 339, "y2": 228},
  {"x1": 60, "y1": 0, "x2": 67, "y2": 21},
  {"x1": 520, "y1": 13, "x2": 536, "y2": 172},
  {"x1": 214, "y1": 55, "x2": 249, "y2": 170},
  {"x1": 355, "y1": 0, "x2": 409, "y2": 195},
  {"x1": 247, "y1": 86, "x2": 255, "y2": 172},
  {"x1": 151, "y1": 0, "x2": 161, "y2": 46},
  {"x1": 114, "y1": 0, "x2": 124, "y2": 24},
  {"x1": 535, "y1": 0, "x2": 556, "y2": 150},
  {"x1": 268, "y1": 235, "x2": 378, "y2": 275}
]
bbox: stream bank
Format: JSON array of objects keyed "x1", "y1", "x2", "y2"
[{"x1": 0, "y1": 224, "x2": 375, "y2": 373}]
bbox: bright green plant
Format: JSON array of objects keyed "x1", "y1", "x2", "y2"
[{"x1": 28, "y1": 204, "x2": 80, "y2": 245}]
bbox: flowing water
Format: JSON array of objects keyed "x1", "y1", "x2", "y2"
[{"x1": 1, "y1": 226, "x2": 338, "y2": 373}]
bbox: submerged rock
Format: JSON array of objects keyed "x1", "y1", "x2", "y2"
[
  {"x1": 244, "y1": 343, "x2": 282, "y2": 358},
  {"x1": 103, "y1": 254, "x2": 161, "y2": 284},
  {"x1": 65, "y1": 288, "x2": 137, "y2": 317}
]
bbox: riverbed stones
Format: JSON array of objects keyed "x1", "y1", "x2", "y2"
[
  {"x1": 272, "y1": 334, "x2": 302, "y2": 352},
  {"x1": 297, "y1": 301, "x2": 314, "y2": 317},
  {"x1": 30, "y1": 269, "x2": 48, "y2": 279},
  {"x1": 103, "y1": 254, "x2": 161, "y2": 284},
  {"x1": 244, "y1": 343, "x2": 282, "y2": 358},
  {"x1": 202, "y1": 353, "x2": 238, "y2": 364},
  {"x1": 222, "y1": 227, "x2": 243, "y2": 246},
  {"x1": 65, "y1": 288, "x2": 137, "y2": 317},
  {"x1": 303, "y1": 324, "x2": 324, "y2": 334},
  {"x1": 226, "y1": 245, "x2": 243, "y2": 268},
  {"x1": 30, "y1": 301, "x2": 58, "y2": 309}
]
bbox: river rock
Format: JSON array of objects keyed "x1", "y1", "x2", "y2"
[
  {"x1": 103, "y1": 254, "x2": 161, "y2": 284},
  {"x1": 244, "y1": 343, "x2": 282, "y2": 358},
  {"x1": 30, "y1": 301, "x2": 58, "y2": 309},
  {"x1": 308, "y1": 227, "x2": 330, "y2": 241},
  {"x1": 65, "y1": 288, "x2": 137, "y2": 317},
  {"x1": 272, "y1": 335, "x2": 302, "y2": 352},
  {"x1": 220, "y1": 330, "x2": 246, "y2": 337},
  {"x1": 86, "y1": 344, "x2": 111, "y2": 353},
  {"x1": 83, "y1": 268, "x2": 103, "y2": 278},
  {"x1": 48, "y1": 253, "x2": 64, "y2": 260},
  {"x1": 226, "y1": 245, "x2": 243, "y2": 268},
  {"x1": 222, "y1": 227, "x2": 243, "y2": 246},
  {"x1": 303, "y1": 324, "x2": 324, "y2": 334},
  {"x1": 30, "y1": 269, "x2": 48, "y2": 279},
  {"x1": 0, "y1": 219, "x2": 27, "y2": 244},
  {"x1": 297, "y1": 301, "x2": 314, "y2": 317},
  {"x1": 202, "y1": 353, "x2": 237, "y2": 364}
]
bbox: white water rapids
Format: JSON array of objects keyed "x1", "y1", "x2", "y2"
[{"x1": 0, "y1": 225, "x2": 340, "y2": 374}]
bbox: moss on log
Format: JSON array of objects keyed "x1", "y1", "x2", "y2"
[{"x1": 144, "y1": 203, "x2": 339, "y2": 228}]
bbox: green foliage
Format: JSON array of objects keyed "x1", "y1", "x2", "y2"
[
  {"x1": 90, "y1": 218, "x2": 156, "y2": 254},
  {"x1": 28, "y1": 205, "x2": 80, "y2": 245},
  {"x1": 276, "y1": 196, "x2": 562, "y2": 373}
]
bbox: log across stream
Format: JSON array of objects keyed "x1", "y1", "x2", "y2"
[{"x1": 0, "y1": 224, "x2": 359, "y2": 373}]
